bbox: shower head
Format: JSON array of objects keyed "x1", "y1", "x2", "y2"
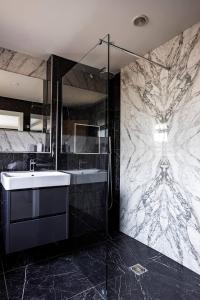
[
  {"x1": 99, "y1": 67, "x2": 114, "y2": 79},
  {"x1": 99, "y1": 67, "x2": 107, "y2": 73}
]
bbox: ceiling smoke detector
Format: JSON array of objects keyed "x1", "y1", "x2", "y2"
[{"x1": 132, "y1": 15, "x2": 149, "y2": 27}]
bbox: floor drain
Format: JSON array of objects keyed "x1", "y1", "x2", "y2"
[{"x1": 129, "y1": 263, "x2": 148, "y2": 275}]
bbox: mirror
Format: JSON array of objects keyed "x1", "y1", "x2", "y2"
[
  {"x1": 74, "y1": 123, "x2": 100, "y2": 154},
  {"x1": 0, "y1": 69, "x2": 51, "y2": 153},
  {"x1": 61, "y1": 63, "x2": 108, "y2": 154}
]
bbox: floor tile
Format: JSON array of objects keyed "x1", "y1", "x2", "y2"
[
  {"x1": 67, "y1": 286, "x2": 104, "y2": 300},
  {"x1": 1, "y1": 241, "x2": 71, "y2": 273},
  {"x1": 4, "y1": 256, "x2": 93, "y2": 299},
  {"x1": 1, "y1": 231, "x2": 200, "y2": 299},
  {"x1": 0, "y1": 274, "x2": 8, "y2": 300},
  {"x1": 106, "y1": 233, "x2": 200, "y2": 300},
  {"x1": 106, "y1": 269, "x2": 200, "y2": 300},
  {"x1": 73, "y1": 241, "x2": 124, "y2": 286},
  {"x1": 107, "y1": 232, "x2": 163, "y2": 271}
]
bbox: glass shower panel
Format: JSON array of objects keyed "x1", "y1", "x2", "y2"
[
  {"x1": 60, "y1": 35, "x2": 109, "y2": 298},
  {"x1": 61, "y1": 51, "x2": 108, "y2": 155}
]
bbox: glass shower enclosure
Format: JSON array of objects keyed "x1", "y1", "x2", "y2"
[{"x1": 58, "y1": 35, "x2": 110, "y2": 298}]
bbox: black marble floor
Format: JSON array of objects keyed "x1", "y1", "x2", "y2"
[{"x1": 0, "y1": 232, "x2": 200, "y2": 299}]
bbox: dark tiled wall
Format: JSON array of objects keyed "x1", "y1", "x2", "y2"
[
  {"x1": 63, "y1": 100, "x2": 106, "y2": 125},
  {"x1": 69, "y1": 183, "x2": 107, "y2": 239},
  {"x1": 0, "y1": 153, "x2": 53, "y2": 172},
  {"x1": 58, "y1": 153, "x2": 108, "y2": 170}
]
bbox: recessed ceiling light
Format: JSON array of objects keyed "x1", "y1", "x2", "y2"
[{"x1": 132, "y1": 15, "x2": 149, "y2": 27}]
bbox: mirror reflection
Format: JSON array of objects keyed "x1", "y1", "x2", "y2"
[
  {"x1": 0, "y1": 69, "x2": 50, "y2": 153},
  {"x1": 74, "y1": 123, "x2": 100, "y2": 154},
  {"x1": 61, "y1": 64, "x2": 108, "y2": 154}
]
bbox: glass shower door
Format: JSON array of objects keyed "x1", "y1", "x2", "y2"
[{"x1": 59, "y1": 35, "x2": 110, "y2": 298}]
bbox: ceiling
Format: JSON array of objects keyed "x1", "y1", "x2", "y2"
[{"x1": 0, "y1": 0, "x2": 200, "y2": 72}]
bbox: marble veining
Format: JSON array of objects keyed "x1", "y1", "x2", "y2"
[
  {"x1": 0, "y1": 129, "x2": 48, "y2": 152},
  {"x1": 1, "y1": 232, "x2": 200, "y2": 299},
  {"x1": 120, "y1": 21, "x2": 200, "y2": 275},
  {"x1": 0, "y1": 47, "x2": 46, "y2": 80}
]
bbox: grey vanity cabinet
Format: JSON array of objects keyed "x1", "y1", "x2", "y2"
[
  {"x1": 38, "y1": 187, "x2": 67, "y2": 217},
  {"x1": 10, "y1": 187, "x2": 67, "y2": 221},
  {"x1": 2, "y1": 186, "x2": 69, "y2": 253},
  {"x1": 10, "y1": 189, "x2": 33, "y2": 221}
]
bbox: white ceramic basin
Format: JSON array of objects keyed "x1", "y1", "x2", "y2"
[{"x1": 1, "y1": 171, "x2": 71, "y2": 190}]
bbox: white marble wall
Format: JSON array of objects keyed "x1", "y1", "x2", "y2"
[
  {"x1": 0, "y1": 129, "x2": 48, "y2": 152},
  {"x1": 0, "y1": 47, "x2": 46, "y2": 79},
  {"x1": 120, "y1": 22, "x2": 200, "y2": 275}
]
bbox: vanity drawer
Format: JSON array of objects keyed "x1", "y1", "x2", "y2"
[
  {"x1": 38, "y1": 186, "x2": 68, "y2": 216},
  {"x1": 10, "y1": 189, "x2": 33, "y2": 221},
  {"x1": 8, "y1": 214, "x2": 68, "y2": 253},
  {"x1": 10, "y1": 187, "x2": 68, "y2": 221}
]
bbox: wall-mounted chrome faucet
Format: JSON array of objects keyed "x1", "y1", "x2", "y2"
[{"x1": 30, "y1": 159, "x2": 36, "y2": 172}]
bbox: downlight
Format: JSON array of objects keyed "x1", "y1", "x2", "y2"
[{"x1": 132, "y1": 15, "x2": 149, "y2": 27}]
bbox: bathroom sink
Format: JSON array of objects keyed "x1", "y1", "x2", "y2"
[
  {"x1": 64, "y1": 169, "x2": 107, "y2": 185},
  {"x1": 1, "y1": 171, "x2": 71, "y2": 190}
]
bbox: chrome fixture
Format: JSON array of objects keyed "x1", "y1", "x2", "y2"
[
  {"x1": 29, "y1": 159, "x2": 36, "y2": 172},
  {"x1": 99, "y1": 67, "x2": 114, "y2": 79},
  {"x1": 129, "y1": 264, "x2": 148, "y2": 275},
  {"x1": 99, "y1": 39, "x2": 170, "y2": 71}
]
